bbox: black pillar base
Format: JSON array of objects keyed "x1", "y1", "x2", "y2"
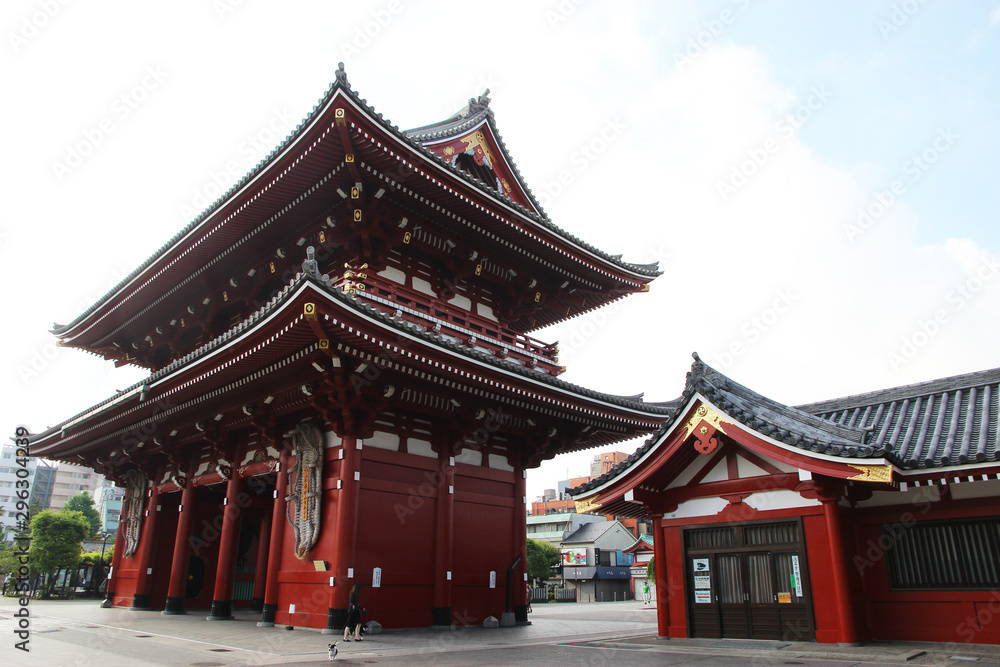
[
  {"x1": 250, "y1": 596, "x2": 264, "y2": 613},
  {"x1": 101, "y1": 591, "x2": 115, "y2": 609},
  {"x1": 327, "y1": 607, "x2": 348, "y2": 631},
  {"x1": 130, "y1": 593, "x2": 153, "y2": 610},
  {"x1": 514, "y1": 604, "x2": 529, "y2": 624},
  {"x1": 256, "y1": 602, "x2": 277, "y2": 627},
  {"x1": 206, "y1": 599, "x2": 233, "y2": 621},
  {"x1": 432, "y1": 606, "x2": 452, "y2": 626},
  {"x1": 162, "y1": 596, "x2": 186, "y2": 615}
]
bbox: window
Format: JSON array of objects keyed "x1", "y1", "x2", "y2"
[{"x1": 885, "y1": 517, "x2": 1000, "y2": 590}]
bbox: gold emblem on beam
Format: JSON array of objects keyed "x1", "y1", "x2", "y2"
[
  {"x1": 847, "y1": 464, "x2": 893, "y2": 483},
  {"x1": 680, "y1": 404, "x2": 728, "y2": 442},
  {"x1": 575, "y1": 495, "x2": 602, "y2": 514}
]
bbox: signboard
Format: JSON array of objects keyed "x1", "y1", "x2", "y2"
[
  {"x1": 692, "y1": 558, "x2": 709, "y2": 573},
  {"x1": 692, "y1": 558, "x2": 711, "y2": 603},
  {"x1": 695, "y1": 591, "x2": 712, "y2": 604},
  {"x1": 561, "y1": 549, "x2": 587, "y2": 565},
  {"x1": 489, "y1": 571, "x2": 496, "y2": 589},
  {"x1": 791, "y1": 555, "x2": 803, "y2": 597},
  {"x1": 693, "y1": 575, "x2": 710, "y2": 590},
  {"x1": 778, "y1": 592, "x2": 791, "y2": 604},
  {"x1": 372, "y1": 567, "x2": 382, "y2": 588}
]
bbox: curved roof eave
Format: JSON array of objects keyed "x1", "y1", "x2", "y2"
[
  {"x1": 32, "y1": 273, "x2": 671, "y2": 452},
  {"x1": 55, "y1": 74, "x2": 660, "y2": 344}
]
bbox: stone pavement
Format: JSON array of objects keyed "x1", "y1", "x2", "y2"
[{"x1": 1, "y1": 598, "x2": 999, "y2": 666}]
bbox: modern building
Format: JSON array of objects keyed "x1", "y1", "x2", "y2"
[
  {"x1": 569, "y1": 353, "x2": 1000, "y2": 645},
  {"x1": 560, "y1": 520, "x2": 636, "y2": 602},
  {"x1": 28, "y1": 67, "x2": 669, "y2": 630},
  {"x1": 531, "y1": 451, "x2": 651, "y2": 538},
  {"x1": 95, "y1": 485, "x2": 125, "y2": 534},
  {"x1": 48, "y1": 461, "x2": 104, "y2": 512},
  {"x1": 527, "y1": 511, "x2": 608, "y2": 547},
  {"x1": 0, "y1": 447, "x2": 60, "y2": 539}
]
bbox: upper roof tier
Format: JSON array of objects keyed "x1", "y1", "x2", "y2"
[{"x1": 51, "y1": 67, "x2": 660, "y2": 361}]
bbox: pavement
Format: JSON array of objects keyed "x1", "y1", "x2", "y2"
[{"x1": 1, "y1": 598, "x2": 999, "y2": 666}]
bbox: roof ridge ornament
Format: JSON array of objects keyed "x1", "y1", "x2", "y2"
[
  {"x1": 467, "y1": 88, "x2": 491, "y2": 115},
  {"x1": 302, "y1": 246, "x2": 320, "y2": 278},
  {"x1": 335, "y1": 62, "x2": 349, "y2": 88}
]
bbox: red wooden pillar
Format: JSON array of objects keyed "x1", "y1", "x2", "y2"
[
  {"x1": 652, "y1": 515, "x2": 671, "y2": 639},
  {"x1": 102, "y1": 515, "x2": 126, "y2": 607},
  {"x1": 163, "y1": 481, "x2": 197, "y2": 614},
  {"x1": 513, "y1": 464, "x2": 529, "y2": 624},
  {"x1": 431, "y1": 455, "x2": 455, "y2": 625},
  {"x1": 250, "y1": 511, "x2": 271, "y2": 612},
  {"x1": 131, "y1": 481, "x2": 162, "y2": 610},
  {"x1": 822, "y1": 495, "x2": 860, "y2": 645},
  {"x1": 207, "y1": 473, "x2": 244, "y2": 620},
  {"x1": 257, "y1": 447, "x2": 289, "y2": 627},
  {"x1": 325, "y1": 433, "x2": 361, "y2": 632}
]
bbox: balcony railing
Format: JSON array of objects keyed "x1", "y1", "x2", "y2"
[{"x1": 334, "y1": 272, "x2": 564, "y2": 376}]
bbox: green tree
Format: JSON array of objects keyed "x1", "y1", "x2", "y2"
[
  {"x1": 29, "y1": 509, "x2": 89, "y2": 598},
  {"x1": 646, "y1": 556, "x2": 655, "y2": 583},
  {"x1": 65, "y1": 492, "x2": 102, "y2": 538},
  {"x1": 527, "y1": 538, "x2": 561, "y2": 584}
]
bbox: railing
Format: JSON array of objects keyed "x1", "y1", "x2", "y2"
[
  {"x1": 554, "y1": 588, "x2": 577, "y2": 602},
  {"x1": 333, "y1": 273, "x2": 563, "y2": 376}
]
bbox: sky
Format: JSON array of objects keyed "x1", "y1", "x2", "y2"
[{"x1": 3, "y1": 0, "x2": 1000, "y2": 506}]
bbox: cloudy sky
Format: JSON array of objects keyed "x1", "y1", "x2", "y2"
[{"x1": 3, "y1": 1, "x2": 1000, "y2": 504}]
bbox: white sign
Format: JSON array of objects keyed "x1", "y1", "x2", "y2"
[
  {"x1": 695, "y1": 591, "x2": 712, "y2": 604},
  {"x1": 692, "y1": 558, "x2": 709, "y2": 572},
  {"x1": 289, "y1": 603, "x2": 296, "y2": 613},
  {"x1": 348, "y1": 567, "x2": 354, "y2": 578},
  {"x1": 694, "y1": 575, "x2": 711, "y2": 590},
  {"x1": 372, "y1": 567, "x2": 382, "y2": 588},
  {"x1": 489, "y1": 571, "x2": 496, "y2": 589},
  {"x1": 791, "y1": 555, "x2": 803, "y2": 597}
]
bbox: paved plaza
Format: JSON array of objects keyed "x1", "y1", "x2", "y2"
[{"x1": 2, "y1": 598, "x2": 1000, "y2": 666}]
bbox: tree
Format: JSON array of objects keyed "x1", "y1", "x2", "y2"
[
  {"x1": 28, "y1": 509, "x2": 89, "y2": 598},
  {"x1": 527, "y1": 538, "x2": 561, "y2": 584},
  {"x1": 646, "y1": 556, "x2": 655, "y2": 583},
  {"x1": 65, "y1": 492, "x2": 102, "y2": 538}
]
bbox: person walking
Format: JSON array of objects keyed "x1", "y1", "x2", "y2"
[
  {"x1": 343, "y1": 583, "x2": 365, "y2": 642},
  {"x1": 642, "y1": 581, "x2": 651, "y2": 605}
]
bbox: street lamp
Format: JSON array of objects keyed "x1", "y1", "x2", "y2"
[{"x1": 97, "y1": 531, "x2": 111, "y2": 598}]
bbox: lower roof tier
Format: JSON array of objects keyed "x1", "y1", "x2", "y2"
[{"x1": 30, "y1": 271, "x2": 673, "y2": 475}]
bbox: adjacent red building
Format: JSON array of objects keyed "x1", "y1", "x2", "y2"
[
  {"x1": 30, "y1": 68, "x2": 670, "y2": 630},
  {"x1": 569, "y1": 353, "x2": 1000, "y2": 645}
]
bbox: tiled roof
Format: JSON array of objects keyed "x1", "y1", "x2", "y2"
[
  {"x1": 32, "y1": 273, "x2": 671, "y2": 448},
  {"x1": 561, "y1": 520, "x2": 616, "y2": 544},
  {"x1": 569, "y1": 354, "x2": 1000, "y2": 496},
  {"x1": 54, "y1": 70, "x2": 658, "y2": 337},
  {"x1": 798, "y1": 367, "x2": 1000, "y2": 469}
]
